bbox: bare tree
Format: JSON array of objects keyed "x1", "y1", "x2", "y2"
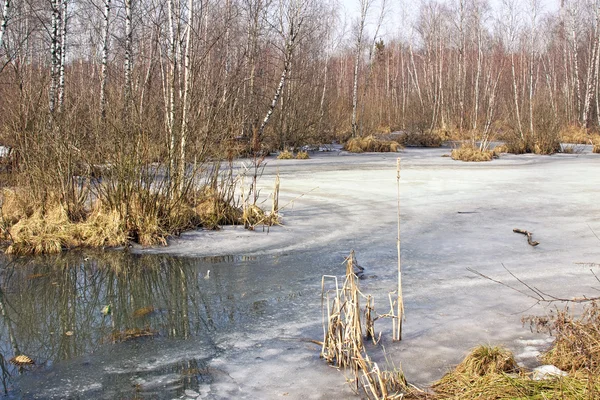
[
  {"x1": 0, "y1": 0, "x2": 9, "y2": 53},
  {"x1": 99, "y1": 0, "x2": 111, "y2": 121},
  {"x1": 351, "y1": 0, "x2": 373, "y2": 137}
]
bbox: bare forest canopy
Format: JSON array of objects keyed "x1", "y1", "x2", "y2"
[{"x1": 0, "y1": 0, "x2": 599, "y2": 157}]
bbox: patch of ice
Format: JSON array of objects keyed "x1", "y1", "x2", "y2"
[
  {"x1": 532, "y1": 365, "x2": 567, "y2": 380},
  {"x1": 185, "y1": 389, "x2": 199, "y2": 398}
]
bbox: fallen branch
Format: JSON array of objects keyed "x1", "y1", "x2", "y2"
[{"x1": 513, "y1": 228, "x2": 539, "y2": 246}]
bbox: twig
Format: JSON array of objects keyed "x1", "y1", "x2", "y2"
[
  {"x1": 513, "y1": 228, "x2": 539, "y2": 246},
  {"x1": 468, "y1": 265, "x2": 600, "y2": 304}
]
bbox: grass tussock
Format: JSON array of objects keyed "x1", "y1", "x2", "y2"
[
  {"x1": 560, "y1": 125, "x2": 600, "y2": 145},
  {"x1": 492, "y1": 144, "x2": 508, "y2": 156},
  {"x1": 344, "y1": 135, "x2": 403, "y2": 153},
  {"x1": 451, "y1": 144, "x2": 494, "y2": 162},
  {"x1": 593, "y1": 145, "x2": 600, "y2": 154},
  {"x1": 399, "y1": 132, "x2": 443, "y2": 147},
  {"x1": 433, "y1": 303, "x2": 600, "y2": 399},
  {"x1": 295, "y1": 151, "x2": 310, "y2": 159},
  {"x1": 277, "y1": 150, "x2": 294, "y2": 159}
]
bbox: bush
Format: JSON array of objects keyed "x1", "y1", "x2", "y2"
[
  {"x1": 451, "y1": 144, "x2": 494, "y2": 162},
  {"x1": 295, "y1": 151, "x2": 310, "y2": 159}
]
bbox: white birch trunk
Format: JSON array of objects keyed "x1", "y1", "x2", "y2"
[
  {"x1": 57, "y1": 0, "x2": 67, "y2": 113},
  {"x1": 49, "y1": 0, "x2": 60, "y2": 113},
  {"x1": 124, "y1": 0, "x2": 133, "y2": 107},
  {"x1": 99, "y1": 0, "x2": 111, "y2": 120},
  {"x1": 0, "y1": 0, "x2": 9, "y2": 53},
  {"x1": 179, "y1": 0, "x2": 193, "y2": 190}
]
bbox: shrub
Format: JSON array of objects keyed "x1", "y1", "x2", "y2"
[{"x1": 295, "y1": 151, "x2": 310, "y2": 159}]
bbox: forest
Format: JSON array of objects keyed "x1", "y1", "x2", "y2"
[{"x1": 0, "y1": 0, "x2": 599, "y2": 253}]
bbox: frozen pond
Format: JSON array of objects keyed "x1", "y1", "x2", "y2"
[{"x1": 1, "y1": 146, "x2": 600, "y2": 398}]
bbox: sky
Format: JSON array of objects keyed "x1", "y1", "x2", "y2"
[{"x1": 339, "y1": 0, "x2": 562, "y2": 40}]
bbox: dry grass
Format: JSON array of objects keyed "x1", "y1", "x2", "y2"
[
  {"x1": 451, "y1": 144, "x2": 494, "y2": 162},
  {"x1": 277, "y1": 150, "x2": 294, "y2": 159},
  {"x1": 593, "y1": 145, "x2": 600, "y2": 154},
  {"x1": 432, "y1": 303, "x2": 600, "y2": 399},
  {"x1": 295, "y1": 151, "x2": 310, "y2": 159},
  {"x1": 492, "y1": 144, "x2": 508, "y2": 156},
  {"x1": 0, "y1": 183, "x2": 269, "y2": 254},
  {"x1": 344, "y1": 135, "x2": 403, "y2": 153},
  {"x1": 399, "y1": 132, "x2": 443, "y2": 147},
  {"x1": 5, "y1": 205, "x2": 79, "y2": 255},
  {"x1": 539, "y1": 304, "x2": 600, "y2": 373},
  {"x1": 560, "y1": 125, "x2": 600, "y2": 145}
]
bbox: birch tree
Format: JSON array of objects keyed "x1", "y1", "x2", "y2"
[
  {"x1": 0, "y1": 0, "x2": 9, "y2": 53},
  {"x1": 351, "y1": 0, "x2": 373, "y2": 137},
  {"x1": 99, "y1": 0, "x2": 111, "y2": 121}
]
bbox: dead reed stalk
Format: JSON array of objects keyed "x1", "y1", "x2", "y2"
[
  {"x1": 320, "y1": 251, "x2": 412, "y2": 399},
  {"x1": 395, "y1": 158, "x2": 404, "y2": 341}
]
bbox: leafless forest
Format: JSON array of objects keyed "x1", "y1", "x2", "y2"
[{"x1": 0, "y1": 0, "x2": 599, "y2": 251}]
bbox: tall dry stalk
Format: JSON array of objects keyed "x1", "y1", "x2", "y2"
[{"x1": 395, "y1": 158, "x2": 404, "y2": 341}]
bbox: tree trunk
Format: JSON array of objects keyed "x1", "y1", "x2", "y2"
[
  {"x1": 124, "y1": 0, "x2": 133, "y2": 109},
  {"x1": 57, "y1": 0, "x2": 67, "y2": 113},
  {"x1": 0, "y1": 0, "x2": 9, "y2": 53},
  {"x1": 99, "y1": 0, "x2": 111, "y2": 121},
  {"x1": 49, "y1": 0, "x2": 60, "y2": 114},
  {"x1": 179, "y1": 0, "x2": 193, "y2": 191}
]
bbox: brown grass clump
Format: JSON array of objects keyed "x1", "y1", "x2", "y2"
[
  {"x1": 454, "y1": 346, "x2": 519, "y2": 376},
  {"x1": 277, "y1": 150, "x2": 294, "y2": 159},
  {"x1": 1, "y1": 189, "x2": 35, "y2": 225},
  {"x1": 5, "y1": 205, "x2": 79, "y2": 255},
  {"x1": 593, "y1": 145, "x2": 600, "y2": 154},
  {"x1": 560, "y1": 125, "x2": 600, "y2": 145},
  {"x1": 492, "y1": 144, "x2": 508, "y2": 156},
  {"x1": 399, "y1": 132, "x2": 443, "y2": 147},
  {"x1": 344, "y1": 135, "x2": 402, "y2": 153},
  {"x1": 77, "y1": 203, "x2": 128, "y2": 248},
  {"x1": 451, "y1": 144, "x2": 494, "y2": 162},
  {"x1": 295, "y1": 151, "x2": 310, "y2": 159}
]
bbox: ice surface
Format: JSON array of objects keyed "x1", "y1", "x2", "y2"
[{"x1": 142, "y1": 146, "x2": 600, "y2": 393}]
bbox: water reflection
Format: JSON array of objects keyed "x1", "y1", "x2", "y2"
[{"x1": 0, "y1": 251, "x2": 280, "y2": 398}]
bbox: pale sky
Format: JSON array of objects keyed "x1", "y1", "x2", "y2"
[{"x1": 339, "y1": 0, "x2": 562, "y2": 40}]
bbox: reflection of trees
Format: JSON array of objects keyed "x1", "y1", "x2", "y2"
[{"x1": 0, "y1": 251, "x2": 245, "y2": 391}]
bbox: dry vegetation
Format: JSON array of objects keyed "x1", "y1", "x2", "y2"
[
  {"x1": 431, "y1": 302, "x2": 600, "y2": 399},
  {"x1": 450, "y1": 144, "x2": 494, "y2": 162},
  {"x1": 344, "y1": 135, "x2": 403, "y2": 153},
  {"x1": 398, "y1": 132, "x2": 444, "y2": 148},
  {"x1": 320, "y1": 252, "x2": 423, "y2": 399}
]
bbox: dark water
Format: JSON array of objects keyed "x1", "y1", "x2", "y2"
[{"x1": 0, "y1": 250, "x2": 332, "y2": 399}]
